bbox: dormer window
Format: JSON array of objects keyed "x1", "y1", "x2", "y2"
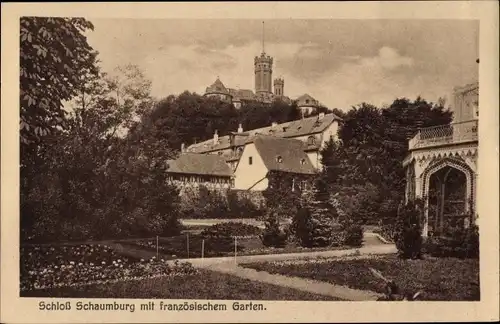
[
  {"x1": 305, "y1": 99, "x2": 310, "y2": 104},
  {"x1": 276, "y1": 155, "x2": 283, "y2": 163},
  {"x1": 300, "y1": 158, "x2": 306, "y2": 165},
  {"x1": 307, "y1": 136, "x2": 316, "y2": 145}
]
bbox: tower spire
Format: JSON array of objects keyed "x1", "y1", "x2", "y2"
[{"x1": 262, "y1": 21, "x2": 265, "y2": 54}]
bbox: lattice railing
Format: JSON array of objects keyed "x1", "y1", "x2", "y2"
[{"x1": 408, "y1": 120, "x2": 478, "y2": 150}]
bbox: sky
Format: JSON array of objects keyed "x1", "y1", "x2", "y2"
[{"x1": 85, "y1": 19, "x2": 479, "y2": 111}]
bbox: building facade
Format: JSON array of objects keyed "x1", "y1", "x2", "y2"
[
  {"x1": 166, "y1": 153, "x2": 235, "y2": 192},
  {"x1": 186, "y1": 112, "x2": 342, "y2": 172},
  {"x1": 233, "y1": 136, "x2": 317, "y2": 191},
  {"x1": 403, "y1": 81, "x2": 479, "y2": 237}
]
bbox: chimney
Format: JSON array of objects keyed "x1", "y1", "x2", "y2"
[
  {"x1": 238, "y1": 123, "x2": 243, "y2": 133},
  {"x1": 181, "y1": 143, "x2": 185, "y2": 153},
  {"x1": 318, "y1": 112, "x2": 325, "y2": 120},
  {"x1": 213, "y1": 130, "x2": 219, "y2": 145}
]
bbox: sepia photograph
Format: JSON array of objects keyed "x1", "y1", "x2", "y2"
[{"x1": 2, "y1": 1, "x2": 499, "y2": 323}]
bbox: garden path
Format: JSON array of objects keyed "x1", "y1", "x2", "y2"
[
  {"x1": 205, "y1": 261, "x2": 384, "y2": 301},
  {"x1": 109, "y1": 242, "x2": 396, "y2": 301}
]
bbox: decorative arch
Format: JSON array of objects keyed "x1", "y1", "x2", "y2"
[{"x1": 421, "y1": 156, "x2": 475, "y2": 213}]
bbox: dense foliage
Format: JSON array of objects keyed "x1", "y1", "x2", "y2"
[
  {"x1": 201, "y1": 222, "x2": 262, "y2": 238},
  {"x1": 394, "y1": 200, "x2": 424, "y2": 259},
  {"x1": 425, "y1": 223, "x2": 479, "y2": 259},
  {"x1": 179, "y1": 186, "x2": 262, "y2": 219},
  {"x1": 20, "y1": 18, "x2": 181, "y2": 242},
  {"x1": 135, "y1": 93, "x2": 303, "y2": 151},
  {"x1": 20, "y1": 17, "x2": 99, "y2": 145},
  {"x1": 320, "y1": 99, "x2": 452, "y2": 227},
  {"x1": 260, "y1": 210, "x2": 288, "y2": 248}
]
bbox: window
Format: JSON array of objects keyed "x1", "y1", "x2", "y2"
[
  {"x1": 305, "y1": 99, "x2": 310, "y2": 104},
  {"x1": 249, "y1": 156, "x2": 253, "y2": 165},
  {"x1": 307, "y1": 136, "x2": 316, "y2": 145},
  {"x1": 300, "y1": 158, "x2": 306, "y2": 165},
  {"x1": 276, "y1": 155, "x2": 283, "y2": 163}
]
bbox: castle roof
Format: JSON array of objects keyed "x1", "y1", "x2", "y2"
[
  {"x1": 252, "y1": 136, "x2": 316, "y2": 175},
  {"x1": 205, "y1": 78, "x2": 230, "y2": 95},
  {"x1": 228, "y1": 88, "x2": 256, "y2": 101},
  {"x1": 186, "y1": 113, "x2": 342, "y2": 154},
  {"x1": 166, "y1": 153, "x2": 233, "y2": 177},
  {"x1": 295, "y1": 93, "x2": 320, "y2": 107}
]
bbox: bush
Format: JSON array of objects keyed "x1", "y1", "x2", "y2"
[
  {"x1": 373, "y1": 222, "x2": 397, "y2": 243},
  {"x1": 260, "y1": 211, "x2": 287, "y2": 248},
  {"x1": 290, "y1": 207, "x2": 314, "y2": 247},
  {"x1": 425, "y1": 224, "x2": 479, "y2": 259},
  {"x1": 201, "y1": 222, "x2": 262, "y2": 238},
  {"x1": 227, "y1": 191, "x2": 262, "y2": 218},
  {"x1": 394, "y1": 201, "x2": 423, "y2": 259},
  {"x1": 330, "y1": 223, "x2": 346, "y2": 247},
  {"x1": 342, "y1": 221, "x2": 364, "y2": 247}
]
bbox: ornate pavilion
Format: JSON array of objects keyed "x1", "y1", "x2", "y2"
[{"x1": 403, "y1": 81, "x2": 479, "y2": 237}]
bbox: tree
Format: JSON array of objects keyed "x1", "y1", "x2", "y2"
[
  {"x1": 20, "y1": 61, "x2": 182, "y2": 242},
  {"x1": 320, "y1": 98, "x2": 452, "y2": 226},
  {"x1": 306, "y1": 178, "x2": 336, "y2": 247},
  {"x1": 20, "y1": 17, "x2": 99, "y2": 145}
]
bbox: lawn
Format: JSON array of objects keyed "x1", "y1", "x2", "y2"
[
  {"x1": 242, "y1": 255, "x2": 480, "y2": 301},
  {"x1": 21, "y1": 269, "x2": 342, "y2": 300}
]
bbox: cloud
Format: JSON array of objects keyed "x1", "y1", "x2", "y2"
[{"x1": 361, "y1": 46, "x2": 414, "y2": 70}]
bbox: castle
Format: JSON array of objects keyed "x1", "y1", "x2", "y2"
[{"x1": 204, "y1": 22, "x2": 321, "y2": 115}]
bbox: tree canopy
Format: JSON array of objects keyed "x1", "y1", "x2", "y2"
[{"x1": 20, "y1": 17, "x2": 99, "y2": 145}]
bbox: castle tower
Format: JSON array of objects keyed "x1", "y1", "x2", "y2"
[
  {"x1": 274, "y1": 78, "x2": 284, "y2": 96},
  {"x1": 254, "y1": 21, "x2": 273, "y2": 96}
]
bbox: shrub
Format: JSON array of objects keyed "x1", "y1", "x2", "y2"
[
  {"x1": 306, "y1": 179, "x2": 336, "y2": 247},
  {"x1": 200, "y1": 222, "x2": 262, "y2": 238},
  {"x1": 330, "y1": 223, "x2": 346, "y2": 247},
  {"x1": 425, "y1": 224, "x2": 479, "y2": 259},
  {"x1": 342, "y1": 221, "x2": 364, "y2": 247},
  {"x1": 260, "y1": 210, "x2": 287, "y2": 248},
  {"x1": 373, "y1": 222, "x2": 397, "y2": 243},
  {"x1": 290, "y1": 207, "x2": 314, "y2": 248},
  {"x1": 394, "y1": 200, "x2": 423, "y2": 259}
]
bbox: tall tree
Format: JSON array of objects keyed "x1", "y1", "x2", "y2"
[
  {"x1": 20, "y1": 17, "x2": 99, "y2": 145},
  {"x1": 306, "y1": 178, "x2": 336, "y2": 247}
]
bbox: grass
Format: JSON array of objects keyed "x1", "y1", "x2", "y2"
[
  {"x1": 242, "y1": 255, "x2": 480, "y2": 301},
  {"x1": 21, "y1": 269, "x2": 341, "y2": 300}
]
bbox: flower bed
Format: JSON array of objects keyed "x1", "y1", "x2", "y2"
[{"x1": 20, "y1": 244, "x2": 197, "y2": 291}]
